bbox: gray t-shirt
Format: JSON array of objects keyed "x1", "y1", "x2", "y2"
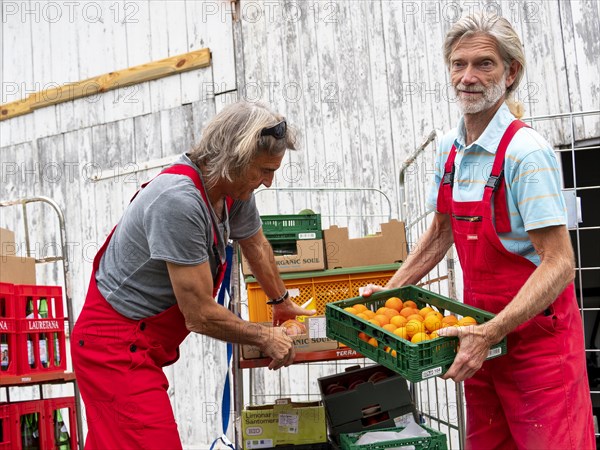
[{"x1": 96, "y1": 154, "x2": 261, "y2": 319}]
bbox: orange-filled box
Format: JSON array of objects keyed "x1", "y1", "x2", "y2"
[{"x1": 14, "y1": 285, "x2": 66, "y2": 375}]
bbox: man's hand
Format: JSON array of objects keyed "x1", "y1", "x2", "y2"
[
  {"x1": 272, "y1": 298, "x2": 316, "y2": 326},
  {"x1": 437, "y1": 323, "x2": 493, "y2": 382},
  {"x1": 258, "y1": 326, "x2": 295, "y2": 370},
  {"x1": 361, "y1": 284, "x2": 386, "y2": 297}
]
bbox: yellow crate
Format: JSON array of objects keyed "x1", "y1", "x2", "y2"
[{"x1": 246, "y1": 265, "x2": 399, "y2": 322}]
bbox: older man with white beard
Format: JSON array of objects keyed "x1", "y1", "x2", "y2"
[{"x1": 364, "y1": 12, "x2": 595, "y2": 449}]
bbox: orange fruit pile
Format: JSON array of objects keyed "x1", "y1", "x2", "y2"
[{"x1": 344, "y1": 297, "x2": 479, "y2": 350}]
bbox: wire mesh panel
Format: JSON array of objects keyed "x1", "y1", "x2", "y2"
[
  {"x1": 525, "y1": 110, "x2": 600, "y2": 443},
  {"x1": 399, "y1": 131, "x2": 464, "y2": 450}
]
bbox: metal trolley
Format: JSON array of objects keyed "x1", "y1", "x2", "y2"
[{"x1": 0, "y1": 196, "x2": 85, "y2": 450}]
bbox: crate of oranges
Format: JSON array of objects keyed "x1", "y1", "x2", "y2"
[{"x1": 325, "y1": 286, "x2": 507, "y2": 382}]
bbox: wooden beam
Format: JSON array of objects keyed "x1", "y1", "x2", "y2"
[{"x1": 1, "y1": 48, "x2": 211, "y2": 121}]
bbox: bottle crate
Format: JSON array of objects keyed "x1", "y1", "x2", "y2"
[
  {"x1": 0, "y1": 283, "x2": 17, "y2": 376},
  {"x1": 45, "y1": 397, "x2": 78, "y2": 450},
  {"x1": 14, "y1": 285, "x2": 66, "y2": 375}
]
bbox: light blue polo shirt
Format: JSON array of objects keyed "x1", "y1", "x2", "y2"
[{"x1": 426, "y1": 103, "x2": 567, "y2": 266}]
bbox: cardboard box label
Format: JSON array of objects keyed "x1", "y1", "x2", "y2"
[
  {"x1": 242, "y1": 400, "x2": 327, "y2": 449},
  {"x1": 241, "y1": 239, "x2": 325, "y2": 276}
]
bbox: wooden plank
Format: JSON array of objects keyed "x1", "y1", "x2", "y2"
[{"x1": 0, "y1": 48, "x2": 211, "y2": 121}]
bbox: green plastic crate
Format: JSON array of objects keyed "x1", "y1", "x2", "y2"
[
  {"x1": 339, "y1": 424, "x2": 448, "y2": 450},
  {"x1": 261, "y1": 214, "x2": 322, "y2": 242},
  {"x1": 326, "y1": 286, "x2": 507, "y2": 383}
]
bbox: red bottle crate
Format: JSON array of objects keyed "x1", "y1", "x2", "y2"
[
  {"x1": 0, "y1": 404, "x2": 12, "y2": 450},
  {"x1": 0, "y1": 283, "x2": 17, "y2": 376},
  {"x1": 14, "y1": 285, "x2": 66, "y2": 375},
  {"x1": 10, "y1": 400, "x2": 49, "y2": 450},
  {"x1": 44, "y1": 397, "x2": 78, "y2": 450}
]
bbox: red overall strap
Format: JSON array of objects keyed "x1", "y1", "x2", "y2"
[
  {"x1": 436, "y1": 144, "x2": 458, "y2": 214},
  {"x1": 482, "y1": 120, "x2": 529, "y2": 233}
]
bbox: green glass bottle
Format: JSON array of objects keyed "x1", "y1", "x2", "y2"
[
  {"x1": 21, "y1": 413, "x2": 40, "y2": 450},
  {"x1": 39, "y1": 298, "x2": 49, "y2": 368},
  {"x1": 25, "y1": 299, "x2": 35, "y2": 368},
  {"x1": 54, "y1": 409, "x2": 71, "y2": 450}
]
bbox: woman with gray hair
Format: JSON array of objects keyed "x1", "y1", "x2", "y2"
[{"x1": 71, "y1": 101, "x2": 313, "y2": 449}]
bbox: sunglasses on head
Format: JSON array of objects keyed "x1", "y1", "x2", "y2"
[{"x1": 261, "y1": 120, "x2": 287, "y2": 140}]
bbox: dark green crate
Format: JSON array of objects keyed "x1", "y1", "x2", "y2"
[
  {"x1": 325, "y1": 286, "x2": 507, "y2": 383},
  {"x1": 339, "y1": 424, "x2": 448, "y2": 450},
  {"x1": 261, "y1": 214, "x2": 322, "y2": 242}
]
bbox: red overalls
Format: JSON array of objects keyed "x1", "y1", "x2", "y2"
[
  {"x1": 437, "y1": 121, "x2": 595, "y2": 450},
  {"x1": 71, "y1": 165, "x2": 231, "y2": 450}
]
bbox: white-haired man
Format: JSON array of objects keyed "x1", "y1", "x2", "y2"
[{"x1": 365, "y1": 13, "x2": 594, "y2": 449}]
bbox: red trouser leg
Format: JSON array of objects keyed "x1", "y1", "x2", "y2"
[
  {"x1": 72, "y1": 324, "x2": 183, "y2": 450},
  {"x1": 465, "y1": 360, "x2": 518, "y2": 450}
]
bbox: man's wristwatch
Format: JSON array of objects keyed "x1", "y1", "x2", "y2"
[{"x1": 267, "y1": 290, "x2": 289, "y2": 305}]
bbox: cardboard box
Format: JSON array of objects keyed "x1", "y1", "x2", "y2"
[
  {"x1": 324, "y1": 220, "x2": 408, "y2": 269},
  {"x1": 242, "y1": 316, "x2": 338, "y2": 360},
  {"x1": 318, "y1": 365, "x2": 417, "y2": 440},
  {"x1": 241, "y1": 398, "x2": 327, "y2": 449},
  {"x1": 0, "y1": 227, "x2": 16, "y2": 256},
  {"x1": 241, "y1": 239, "x2": 325, "y2": 276},
  {"x1": 0, "y1": 255, "x2": 36, "y2": 285}
]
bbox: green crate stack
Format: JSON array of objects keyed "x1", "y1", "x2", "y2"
[
  {"x1": 325, "y1": 286, "x2": 507, "y2": 383},
  {"x1": 339, "y1": 424, "x2": 448, "y2": 450},
  {"x1": 261, "y1": 214, "x2": 322, "y2": 254}
]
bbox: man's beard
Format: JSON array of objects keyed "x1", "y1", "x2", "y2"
[{"x1": 454, "y1": 72, "x2": 507, "y2": 114}]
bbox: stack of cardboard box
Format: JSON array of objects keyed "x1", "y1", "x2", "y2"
[{"x1": 0, "y1": 226, "x2": 36, "y2": 285}]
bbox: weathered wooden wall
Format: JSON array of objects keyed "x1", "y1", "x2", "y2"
[{"x1": 1, "y1": 1, "x2": 598, "y2": 448}]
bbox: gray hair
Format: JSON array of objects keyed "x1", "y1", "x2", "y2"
[
  {"x1": 189, "y1": 101, "x2": 297, "y2": 187},
  {"x1": 443, "y1": 12, "x2": 526, "y2": 96}
]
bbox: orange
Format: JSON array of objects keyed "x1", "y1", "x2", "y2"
[
  {"x1": 407, "y1": 314, "x2": 424, "y2": 322},
  {"x1": 358, "y1": 332, "x2": 370, "y2": 342},
  {"x1": 400, "y1": 307, "x2": 418, "y2": 318},
  {"x1": 424, "y1": 314, "x2": 443, "y2": 333},
  {"x1": 429, "y1": 331, "x2": 439, "y2": 339},
  {"x1": 442, "y1": 315, "x2": 459, "y2": 326},
  {"x1": 405, "y1": 319, "x2": 426, "y2": 338},
  {"x1": 376, "y1": 307, "x2": 389, "y2": 315},
  {"x1": 363, "y1": 310, "x2": 376, "y2": 319},
  {"x1": 344, "y1": 307, "x2": 358, "y2": 315},
  {"x1": 403, "y1": 300, "x2": 417, "y2": 309},
  {"x1": 419, "y1": 306, "x2": 434, "y2": 318},
  {"x1": 393, "y1": 327, "x2": 409, "y2": 341},
  {"x1": 385, "y1": 346, "x2": 397, "y2": 357},
  {"x1": 390, "y1": 315, "x2": 408, "y2": 328},
  {"x1": 382, "y1": 323, "x2": 397, "y2": 333},
  {"x1": 368, "y1": 319, "x2": 382, "y2": 327},
  {"x1": 411, "y1": 332, "x2": 429, "y2": 343},
  {"x1": 374, "y1": 314, "x2": 390, "y2": 326},
  {"x1": 426, "y1": 311, "x2": 444, "y2": 320},
  {"x1": 383, "y1": 308, "x2": 400, "y2": 319},
  {"x1": 353, "y1": 304, "x2": 368, "y2": 313},
  {"x1": 385, "y1": 297, "x2": 403, "y2": 312},
  {"x1": 356, "y1": 313, "x2": 369, "y2": 320},
  {"x1": 367, "y1": 337, "x2": 379, "y2": 347},
  {"x1": 458, "y1": 316, "x2": 478, "y2": 327}
]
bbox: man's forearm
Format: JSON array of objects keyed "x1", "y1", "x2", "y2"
[
  {"x1": 386, "y1": 213, "x2": 454, "y2": 288},
  {"x1": 485, "y1": 252, "x2": 574, "y2": 343},
  {"x1": 485, "y1": 226, "x2": 575, "y2": 343}
]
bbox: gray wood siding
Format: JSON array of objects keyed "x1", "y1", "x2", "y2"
[{"x1": 1, "y1": 1, "x2": 598, "y2": 448}]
